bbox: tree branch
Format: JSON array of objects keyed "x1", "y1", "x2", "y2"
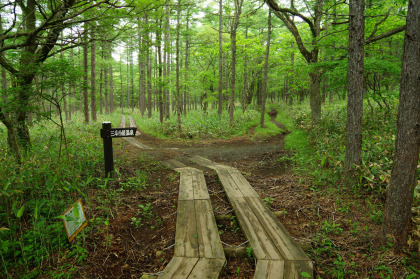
[{"x1": 365, "y1": 25, "x2": 406, "y2": 45}]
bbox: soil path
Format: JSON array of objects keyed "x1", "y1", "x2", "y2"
[{"x1": 131, "y1": 120, "x2": 288, "y2": 177}]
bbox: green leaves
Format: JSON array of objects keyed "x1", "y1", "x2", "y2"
[{"x1": 300, "y1": 271, "x2": 311, "y2": 278}]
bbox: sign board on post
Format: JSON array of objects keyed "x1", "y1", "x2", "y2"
[
  {"x1": 100, "y1": 127, "x2": 137, "y2": 138},
  {"x1": 100, "y1": 122, "x2": 137, "y2": 178},
  {"x1": 62, "y1": 200, "x2": 87, "y2": 242}
]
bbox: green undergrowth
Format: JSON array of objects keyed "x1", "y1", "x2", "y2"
[
  {"x1": 131, "y1": 107, "x2": 282, "y2": 140},
  {"x1": 253, "y1": 113, "x2": 283, "y2": 140},
  {"x1": 0, "y1": 112, "x2": 155, "y2": 278},
  {"x1": 279, "y1": 98, "x2": 417, "y2": 197},
  {"x1": 279, "y1": 99, "x2": 420, "y2": 277}
]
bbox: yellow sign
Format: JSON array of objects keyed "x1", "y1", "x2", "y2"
[{"x1": 62, "y1": 200, "x2": 87, "y2": 242}]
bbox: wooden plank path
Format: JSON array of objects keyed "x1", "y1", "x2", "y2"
[
  {"x1": 190, "y1": 155, "x2": 313, "y2": 279},
  {"x1": 159, "y1": 167, "x2": 225, "y2": 278},
  {"x1": 119, "y1": 116, "x2": 151, "y2": 149}
]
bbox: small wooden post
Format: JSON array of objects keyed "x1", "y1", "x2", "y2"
[{"x1": 102, "y1": 121, "x2": 114, "y2": 177}]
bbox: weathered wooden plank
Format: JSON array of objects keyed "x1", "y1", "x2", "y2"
[
  {"x1": 213, "y1": 167, "x2": 244, "y2": 199},
  {"x1": 177, "y1": 167, "x2": 211, "y2": 200},
  {"x1": 177, "y1": 169, "x2": 194, "y2": 201},
  {"x1": 163, "y1": 159, "x2": 187, "y2": 169},
  {"x1": 245, "y1": 197, "x2": 310, "y2": 261},
  {"x1": 188, "y1": 258, "x2": 225, "y2": 279},
  {"x1": 120, "y1": 115, "x2": 126, "y2": 127},
  {"x1": 284, "y1": 260, "x2": 313, "y2": 279},
  {"x1": 158, "y1": 257, "x2": 199, "y2": 279},
  {"x1": 123, "y1": 137, "x2": 152, "y2": 149},
  {"x1": 174, "y1": 200, "x2": 199, "y2": 258},
  {"x1": 189, "y1": 155, "x2": 217, "y2": 167},
  {"x1": 230, "y1": 197, "x2": 282, "y2": 260},
  {"x1": 254, "y1": 260, "x2": 285, "y2": 279},
  {"x1": 218, "y1": 166, "x2": 259, "y2": 198},
  {"x1": 192, "y1": 169, "x2": 210, "y2": 200},
  {"x1": 195, "y1": 200, "x2": 225, "y2": 259},
  {"x1": 127, "y1": 116, "x2": 140, "y2": 136}
]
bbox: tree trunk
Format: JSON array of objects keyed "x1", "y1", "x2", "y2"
[
  {"x1": 218, "y1": 0, "x2": 223, "y2": 116},
  {"x1": 157, "y1": 16, "x2": 164, "y2": 123},
  {"x1": 176, "y1": 0, "x2": 182, "y2": 131},
  {"x1": 83, "y1": 24, "x2": 89, "y2": 123},
  {"x1": 138, "y1": 18, "x2": 146, "y2": 117},
  {"x1": 104, "y1": 58, "x2": 109, "y2": 114},
  {"x1": 99, "y1": 68, "x2": 103, "y2": 115},
  {"x1": 90, "y1": 30, "x2": 97, "y2": 121},
  {"x1": 344, "y1": 0, "x2": 365, "y2": 175},
  {"x1": 260, "y1": 10, "x2": 272, "y2": 128},
  {"x1": 165, "y1": 7, "x2": 171, "y2": 119},
  {"x1": 109, "y1": 49, "x2": 115, "y2": 114},
  {"x1": 383, "y1": 0, "x2": 420, "y2": 247},
  {"x1": 146, "y1": 14, "x2": 152, "y2": 118},
  {"x1": 120, "y1": 59, "x2": 124, "y2": 114},
  {"x1": 229, "y1": 0, "x2": 243, "y2": 125},
  {"x1": 184, "y1": 10, "x2": 190, "y2": 116},
  {"x1": 309, "y1": 71, "x2": 322, "y2": 124},
  {"x1": 242, "y1": 22, "x2": 249, "y2": 113}
]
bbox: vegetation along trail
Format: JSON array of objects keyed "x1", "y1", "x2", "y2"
[{"x1": 0, "y1": 0, "x2": 419, "y2": 278}]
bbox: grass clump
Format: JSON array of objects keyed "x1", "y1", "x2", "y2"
[{"x1": 132, "y1": 108, "x2": 283, "y2": 140}]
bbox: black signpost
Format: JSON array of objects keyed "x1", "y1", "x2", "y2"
[{"x1": 101, "y1": 121, "x2": 137, "y2": 177}]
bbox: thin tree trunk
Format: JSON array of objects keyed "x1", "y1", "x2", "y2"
[
  {"x1": 165, "y1": 7, "x2": 170, "y2": 119},
  {"x1": 260, "y1": 10, "x2": 272, "y2": 128},
  {"x1": 104, "y1": 55, "x2": 109, "y2": 114},
  {"x1": 344, "y1": 0, "x2": 365, "y2": 175},
  {"x1": 120, "y1": 58, "x2": 124, "y2": 114},
  {"x1": 90, "y1": 30, "x2": 97, "y2": 121},
  {"x1": 109, "y1": 49, "x2": 115, "y2": 113},
  {"x1": 99, "y1": 68, "x2": 103, "y2": 115},
  {"x1": 383, "y1": 0, "x2": 420, "y2": 247},
  {"x1": 176, "y1": 0, "x2": 182, "y2": 130},
  {"x1": 126, "y1": 44, "x2": 130, "y2": 110},
  {"x1": 138, "y1": 18, "x2": 146, "y2": 116},
  {"x1": 146, "y1": 14, "x2": 152, "y2": 118},
  {"x1": 242, "y1": 22, "x2": 248, "y2": 113},
  {"x1": 218, "y1": 0, "x2": 223, "y2": 116},
  {"x1": 157, "y1": 16, "x2": 164, "y2": 123},
  {"x1": 184, "y1": 10, "x2": 190, "y2": 115},
  {"x1": 229, "y1": 0, "x2": 243, "y2": 125},
  {"x1": 83, "y1": 24, "x2": 89, "y2": 123}
]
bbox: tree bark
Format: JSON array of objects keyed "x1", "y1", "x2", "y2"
[
  {"x1": 90, "y1": 29, "x2": 97, "y2": 121},
  {"x1": 229, "y1": 0, "x2": 243, "y2": 125},
  {"x1": 138, "y1": 18, "x2": 146, "y2": 117},
  {"x1": 184, "y1": 9, "x2": 190, "y2": 116},
  {"x1": 383, "y1": 0, "x2": 420, "y2": 247},
  {"x1": 260, "y1": 10, "x2": 272, "y2": 128},
  {"x1": 218, "y1": 0, "x2": 223, "y2": 116},
  {"x1": 83, "y1": 23, "x2": 89, "y2": 123},
  {"x1": 176, "y1": 0, "x2": 182, "y2": 131},
  {"x1": 242, "y1": 21, "x2": 249, "y2": 113},
  {"x1": 344, "y1": 0, "x2": 365, "y2": 175},
  {"x1": 157, "y1": 16, "x2": 164, "y2": 123},
  {"x1": 165, "y1": 7, "x2": 171, "y2": 119},
  {"x1": 146, "y1": 14, "x2": 152, "y2": 118}
]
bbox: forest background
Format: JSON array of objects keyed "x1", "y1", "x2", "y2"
[{"x1": 0, "y1": 0, "x2": 419, "y2": 278}]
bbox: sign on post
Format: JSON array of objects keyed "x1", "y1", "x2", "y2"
[
  {"x1": 100, "y1": 122, "x2": 137, "y2": 177},
  {"x1": 62, "y1": 200, "x2": 87, "y2": 242}
]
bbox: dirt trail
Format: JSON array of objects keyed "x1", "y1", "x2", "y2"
[{"x1": 133, "y1": 119, "x2": 289, "y2": 177}]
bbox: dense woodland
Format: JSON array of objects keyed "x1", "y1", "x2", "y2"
[{"x1": 0, "y1": 0, "x2": 419, "y2": 278}]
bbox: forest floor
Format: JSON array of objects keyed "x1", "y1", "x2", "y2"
[{"x1": 66, "y1": 118, "x2": 418, "y2": 279}]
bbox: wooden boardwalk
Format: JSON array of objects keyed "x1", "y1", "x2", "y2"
[
  {"x1": 120, "y1": 116, "x2": 151, "y2": 149},
  {"x1": 190, "y1": 156, "x2": 313, "y2": 279},
  {"x1": 158, "y1": 167, "x2": 225, "y2": 279}
]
